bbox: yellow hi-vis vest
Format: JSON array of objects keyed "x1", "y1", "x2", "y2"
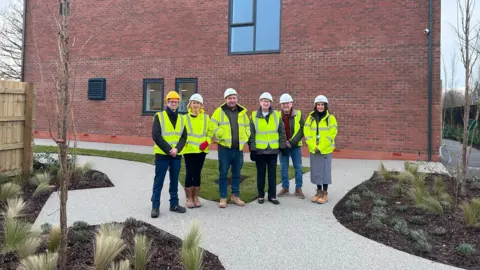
[
  {"x1": 252, "y1": 110, "x2": 281, "y2": 150},
  {"x1": 183, "y1": 110, "x2": 214, "y2": 154},
  {"x1": 153, "y1": 111, "x2": 185, "y2": 155},
  {"x1": 291, "y1": 110, "x2": 303, "y2": 147},
  {"x1": 211, "y1": 104, "x2": 250, "y2": 151},
  {"x1": 303, "y1": 111, "x2": 338, "y2": 154}
]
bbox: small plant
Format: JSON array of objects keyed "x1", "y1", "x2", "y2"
[
  {"x1": 98, "y1": 223, "x2": 124, "y2": 238},
  {"x1": 373, "y1": 198, "x2": 387, "y2": 207},
  {"x1": 31, "y1": 172, "x2": 54, "y2": 197},
  {"x1": 461, "y1": 198, "x2": 480, "y2": 226},
  {"x1": 20, "y1": 252, "x2": 59, "y2": 270},
  {"x1": 125, "y1": 217, "x2": 141, "y2": 227},
  {"x1": 431, "y1": 227, "x2": 447, "y2": 236},
  {"x1": 404, "y1": 161, "x2": 419, "y2": 175},
  {"x1": 351, "y1": 211, "x2": 367, "y2": 220},
  {"x1": 420, "y1": 197, "x2": 444, "y2": 214},
  {"x1": 133, "y1": 234, "x2": 152, "y2": 270},
  {"x1": 94, "y1": 225, "x2": 126, "y2": 270},
  {"x1": 345, "y1": 199, "x2": 360, "y2": 209},
  {"x1": 408, "y1": 215, "x2": 427, "y2": 225},
  {"x1": 371, "y1": 207, "x2": 387, "y2": 222},
  {"x1": 72, "y1": 221, "x2": 89, "y2": 230},
  {"x1": 362, "y1": 190, "x2": 376, "y2": 198},
  {"x1": 48, "y1": 225, "x2": 61, "y2": 252},
  {"x1": 379, "y1": 162, "x2": 396, "y2": 181},
  {"x1": 365, "y1": 217, "x2": 383, "y2": 230},
  {"x1": 349, "y1": 193, "x2": 361, "y2": 202},
  {"x1": 396, "y1": 205, "x2": 409, "y2": 212},
  {"x1": 393, "y1": 220, "x2": 410, "y2": 236},
  {"x1": 456, "y1": 244, "x2": 474, "y2": 256},
  {"x1": 181, "y1": 220, "x2": 204, "y2": 270},
  {"x1": 357, "y1": 183, "x2": 369, "y2": 193},
  {"x1": 16, "y1": 236, "x2": 43, "y2": 260},
  {"x1": 2, "y1": 218, "x2": 34, "y2": 253},
  {"x1": 471, "y1": 181, "x2": 480, "y2": 191},
  {"x1": 109, "y1": 259, "x2": 130, "y2": 270},
  {"x1": 2, "y1": 197, "x2": 26, "y2": 219},
  {"x1": 0, "y1": 174, "x2": 10, "y2": 184},
  {"x1": 41, "y1": 223, "x2": 52, "y2": 235},
  {"x1": 408, "y1": 229, "x2": 432, "y2": 253},
  {"x1": 0, "y1": 182, "x2": 22, "y2": 202},
  {"x1": 72, "y1": 221, "x2": 90, "y2": 242},
  {"x1": 74, "y1": 162, "x2": 92, "y2": 177}
]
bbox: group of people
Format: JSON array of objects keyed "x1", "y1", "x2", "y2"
[{"x1": 150, "y1": 88, "x2": 338, "y2": 218}]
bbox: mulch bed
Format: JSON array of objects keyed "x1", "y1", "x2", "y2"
[{"x1": 333, "y1": 171, "x2": 480, "y2": 270}]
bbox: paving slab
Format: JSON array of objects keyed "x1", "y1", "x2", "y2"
[{"x1": 32, "y1": 139, "x2": 456, "y2": 270}]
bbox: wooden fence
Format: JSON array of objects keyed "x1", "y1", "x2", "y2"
[{"x1": 0, "y1": 80, "x2": 35, "y2": 177}]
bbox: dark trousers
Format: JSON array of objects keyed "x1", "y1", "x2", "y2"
[
  {"x1": 256, "y1": 154, "x2": 278, "y2": 199},
  {"x1": 151, "y1": 158, "x2": 180, "y2": 209},
  {"x1": 184, "y1": 153, "x2": 206, "y2": 188}
]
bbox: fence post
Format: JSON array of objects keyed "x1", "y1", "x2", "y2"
[{"x1": 23, "y1": 83, "x2": 35, "y2": 176}]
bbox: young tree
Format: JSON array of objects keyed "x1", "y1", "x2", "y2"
[
  {"x1": 0, "y1": 0, "x2": 23, "y2": 80},
  {"x1": 453, "y1": 0, "x2": 480, "y2": 196}
]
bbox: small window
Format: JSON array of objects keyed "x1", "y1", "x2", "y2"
[
  {"x1": 228, "y1": 0, "x2": 281, "y2": 54},
  {"x1": 88, "y1": 78, "x2": 106, "y2": 100},
  {"x1": 175, "y1": 78, "x2": 198, "y2": 114},
  {"x1": 143, "y1": 78, "x2": 164, "y2": 114}
]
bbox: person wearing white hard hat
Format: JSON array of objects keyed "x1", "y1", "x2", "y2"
[
  {"x1": 210, "y1": 88, "x2": 250, "y2": 208},
  {"x1": 304, "y1": 95, "x2": 338, "y2": 204},
  {"x1": 248, "y1": 92, "x2": 286, "y2": 205},
  {"x1": 277, "y1": 93, "x2": 306, "y2": 199},
  {"x1": 182, "y1": 93, "x2": 214, "y2": 209}
]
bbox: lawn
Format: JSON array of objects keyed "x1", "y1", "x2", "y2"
[{"x1": 34, "y1": 145, "x2": 310, "y2": 203}]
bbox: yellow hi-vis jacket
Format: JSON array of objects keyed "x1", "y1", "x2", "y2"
[
  {"x1": 182, "y1": 109, "x2": 214, "y2": 154},
  {"x1": 211, "y1": 103, "x2": 250, "y2": 151},
  {"x1": 153, "y1": 111, "x2": 185, "y2": 155},
  {"x1": 251, "y1": 110, "x2": 281, "y2": 149},
  {"x1": 304, "y1": 111, "x2": 338, "y2": 154}
]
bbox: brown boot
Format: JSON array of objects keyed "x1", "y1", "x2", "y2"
[
  {"x1": 218, "y1": 198, "x2": 227, "y2": 208},
  {"x1": 193, "y1": 187, "x2": 201, "y2": 208},
  {"x1": 317, "y1": 191, "x2": 328, "y2": 204},
  {"x1": 185, "y1": 188, "x2": 194, "y2": 208},
  {"x1": 312, "y1": 189, "x2": 322, "y2": 203},
  {"x1": 277, "y1": 188, "x2": 289, "y2": 197},
  {"x1": 295, "y1": 187, "x2": 305, "y2": 199},
  {"x1": 231, "y1": 195, "x2": 245, "y2": 207}
]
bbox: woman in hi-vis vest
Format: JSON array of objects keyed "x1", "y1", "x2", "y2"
[
  {"x1": 182, "y1": 94, "x2": 214, "y2": 208},
  {"x1": 304, "y1": 95, "x2": 338, "y2": 204}
]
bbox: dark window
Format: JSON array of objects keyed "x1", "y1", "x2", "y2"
[
  {"x1": 229, "y1": 0, "x2": 281, "y2": 54},
  {"x1": 143, "y1": 78, "x2": 164, "y2": 114},
  {"x1": 88, "y1": 78, "x2": 106, "y2": 100},
  {"x1": 175, "y1": 78, "x2": 198, "y2": 114}
]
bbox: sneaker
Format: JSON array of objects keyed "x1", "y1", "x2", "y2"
[
  {"x1": 312, "y1": 189, "x2": 322, "y2": 203},
  {"x1": 277, "y1": 188, "x2": 289, "y2": 197},
  {"x1": 231, "y1": 195, "x2": 245, "y2": 206},
  {"x1": 295, "y1": 188, "x2": 305, "y2": 199},
  {"x1": 268, "y1": 198, "x2": 280, "y2": 205},
  {"x1": 151, "y1": 208, "x2": 159, "y2": 218},
  {"x1": 169, "y1": 205, "x2": 186, "y2": 213},
  {"x1": 219, "y1": 198, "x2": 227, "y2": 208}
]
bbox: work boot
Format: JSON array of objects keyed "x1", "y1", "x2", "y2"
[
  {"x1": 312, "y1": 189, "x2": 322, "y2": 203},
  {"x1": 193, "y1": 187, "x2": 201, "y2": 208},
  {"x1": 219, "y1": 198, "x2": 227, "y2": 208},
  {"x1": 317, "y1": 191, "x2": 328, "y2": 204},
  {"x1": 169, "y1": 205, "x2": 186, "y2": 213},
  {"x1": 277, "y1": 188, "x2": 289, "y2": 197},
  {"x1": 231, "y1": 195, "x2": 245, "y2": 207},
  {"x1": 185, "y1": 187, "x2": 194, "y2": 209},
  {"x1": 151, "y1": 208, "x2": 159, "y2": 218},
  {"x1": 295, "y1": 188, "x2": 305, "y2": 199}
]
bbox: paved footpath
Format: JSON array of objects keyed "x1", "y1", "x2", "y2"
[{"x1": 34, "y1": 139, "x2": 457, "y2": 270}]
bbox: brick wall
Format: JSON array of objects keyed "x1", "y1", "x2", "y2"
[{"x1": 24, "y1": 0, "x2": 442, "y2": 159}]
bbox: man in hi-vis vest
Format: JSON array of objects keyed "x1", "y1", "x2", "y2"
[
  {"x1": 211, "y1": 88, "x2": 250, "y2": 208},
  {"x1": 150, "y1": 91, "x2": 188, "y2": 218}
]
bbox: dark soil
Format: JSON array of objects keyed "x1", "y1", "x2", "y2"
[
  {"x1": 333, "y1": 172, "x2": 480, "y2": 270},
  {"x1": 1, "y1": 219, "x2": 225, "y2": 270}
]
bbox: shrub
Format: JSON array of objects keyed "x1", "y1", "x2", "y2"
[
  {"x1": 16, "y1": 237, "x2": 43, "y2": 260},
  {"x1": 0, "y1": 182, "x2": 22, "y2": 202},
  {"x1": 94, "y1": 228, "x2": 126, "y2": 270},
  {"x1": 461, "y1": 198, "x2": 480, "y2": 226},
  {"x1": 2, "y1": 218, "x2": 34, "y2": 253},
  {"x1": 373, "y1": 198, "x2": 387, "y2": 207},
  {"x1": 20, "y1": 253, "x2": 59, "y2": 270},
  {"x1": 345, "y1": 199, "x2": 360, "y2": 209},
  {"x1": 0, "y1": 174, "x2": 10, "y2": 185},
  {"x1": 349, "y1": 193, "x2": 361, "y2": 202},
  {"x1": 404, "y1": 161, "x2": 419, "y2": 175},
  {"x1": 371, "y1": 207, "x2": 387, "y2": 222},
  {"x1": 133, "y1": 234, "x2": 152, "y2": 270},
  {"x1": 357, "y1": 184, "x2": 369, "y2": 193},
  {"x1": 98, "y1": 223, "x2": 124, "y2": 238},
  {"x1": 125, "y1": 217, "x2": 141, "y2": 227},
  {"x1": 380, "y1": 162, "x2": 396, "y2": 181},
  {"x1": 72, "y1": 221, "x2": 90, "y2": 242},
  {"x1": 181, "y1": 221, "x2": 204, "y2": 270},
  {"x1": 2, "y1": 197, "x2": 26, "y2": 219},
  {"x1": 408, "y1": 229, "x2": 432, "y2": 253},
  {"x1": 408, "y1": 215, "x2": 427, "y2": 225},
  {"x1": 365, "y1": 217, "x2": 383, "y2": 230},
  {"x1": 109, "y1": 259, "x2": 130, "y2": 270},
  {"x1": 41, "y1": 223, "x2": 52, "y2": 235},
  {"x1": 74, "y1": 162, "x2": 92, "y2": 178},
  {"x1": 393, "y1": 220, "x2": 410, "y2": 236},
  {"x1": 351, "y1": 211, "x2": 367, "y2": 220},
  {"x1": 419, "y1": 197, "x2": 444, "y2": 214},
  {"x1": 456, "y1": 244, "x2": 474, "y2": 256},
  {"x1": 396, "y1": 205, "x2": 409, "y2": 212},
  {"x1": 362, "y1": 190, "x2": 376, "y2": 198},
  {"x1": 431, "y1": 227, "x2": 447, "y2": 236},
  {"x1": 31, "y1": 172, "x2": 54, "y2": 197},
  {"x1": 48, "y1": 225, "x2": 61, "y2": 252},
  {"x1": 72, "y1": 221, "x2": 89, "y2": 230}
]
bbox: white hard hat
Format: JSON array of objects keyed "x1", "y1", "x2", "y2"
[
  {"x1": 259, "y1": 92, "x2": 273, "y2": 102},
  {"x1": 224, "y1": 88, "x2": 238, "y2": 99},
  {"x1": 189, "y1": 93, "x2": 203, "y2": 104},
  {"x1": 279, "y1": 93, "x2": 293, "y2": 103},
  {"x1": 314, "y1": 95, "x2": 328, "y2": 104}
]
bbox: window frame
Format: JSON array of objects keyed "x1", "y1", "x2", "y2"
[
  {"x1": 228, "y1": 0, "x2": 282, "y2": 55},
  {"x1": 142, "y1": 78, "x2": 165, "y2": 115},
  {"x1": 175, "y1": 78, "x2": 198, "y2": 115}
]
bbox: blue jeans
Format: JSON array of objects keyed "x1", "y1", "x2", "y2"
[
  {"x1": 151, "y1": 158, "x2": 180, "y2": 209},
  {"x1": 279, "y1": 147, "x2": 303, "y2": 189},
  {"x1": 218, "y1": 147, "x2": 243, "y2": 198}
]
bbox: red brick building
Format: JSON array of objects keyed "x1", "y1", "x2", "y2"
[{"x1": 23, "y1": 0, "x2": 442, "y2": 161}]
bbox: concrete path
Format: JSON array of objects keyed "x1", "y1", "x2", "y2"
[
  {"x1": 33, "y1": 139, "x2": 456, "y2": 270},
  {"x1": 441, "y1": 138, "x2": 480, "y2": 178}
]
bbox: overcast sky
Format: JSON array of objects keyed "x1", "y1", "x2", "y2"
[{"x1": 0, "y1": 0, "x2": 476, "y2": 88}]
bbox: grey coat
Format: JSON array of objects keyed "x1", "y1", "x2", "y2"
[{"x1": 248, "y1": 107, "x2": 287, "y2": 155}]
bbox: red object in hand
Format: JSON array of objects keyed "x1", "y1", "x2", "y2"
[{"x1": 199, "y1": 141, "x2": 209, "y2": 151}]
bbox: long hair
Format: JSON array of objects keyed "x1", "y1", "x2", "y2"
[{"x1": 187, "y1": 101, "x2": 204, "y2": 112}]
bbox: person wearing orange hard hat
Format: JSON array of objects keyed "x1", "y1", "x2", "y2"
[{"x1": 150, "y1": 90, "x2": 187, "y2": 218}]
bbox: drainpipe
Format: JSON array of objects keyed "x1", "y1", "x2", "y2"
[
  {"x1": 427, "y1": 0, "x2": 433, "y2": 161},
  {"x1": 20, "y1": 0, "x2": 28, "y2": 82}
]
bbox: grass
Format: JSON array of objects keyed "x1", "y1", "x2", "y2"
[{"x1": 34, "y1": 145, "x2": 310, "y2": 203}]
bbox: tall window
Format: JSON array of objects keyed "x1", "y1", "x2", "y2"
[
  {"x1": 175, "y1": 78, "x2": 198, "y2": 114},
  {"x1": 143, "y1": 78, "x2": 164, "y2": 114},
  {"x1": 229, "y1": 0, "x2": 281, "y2": 54}
]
